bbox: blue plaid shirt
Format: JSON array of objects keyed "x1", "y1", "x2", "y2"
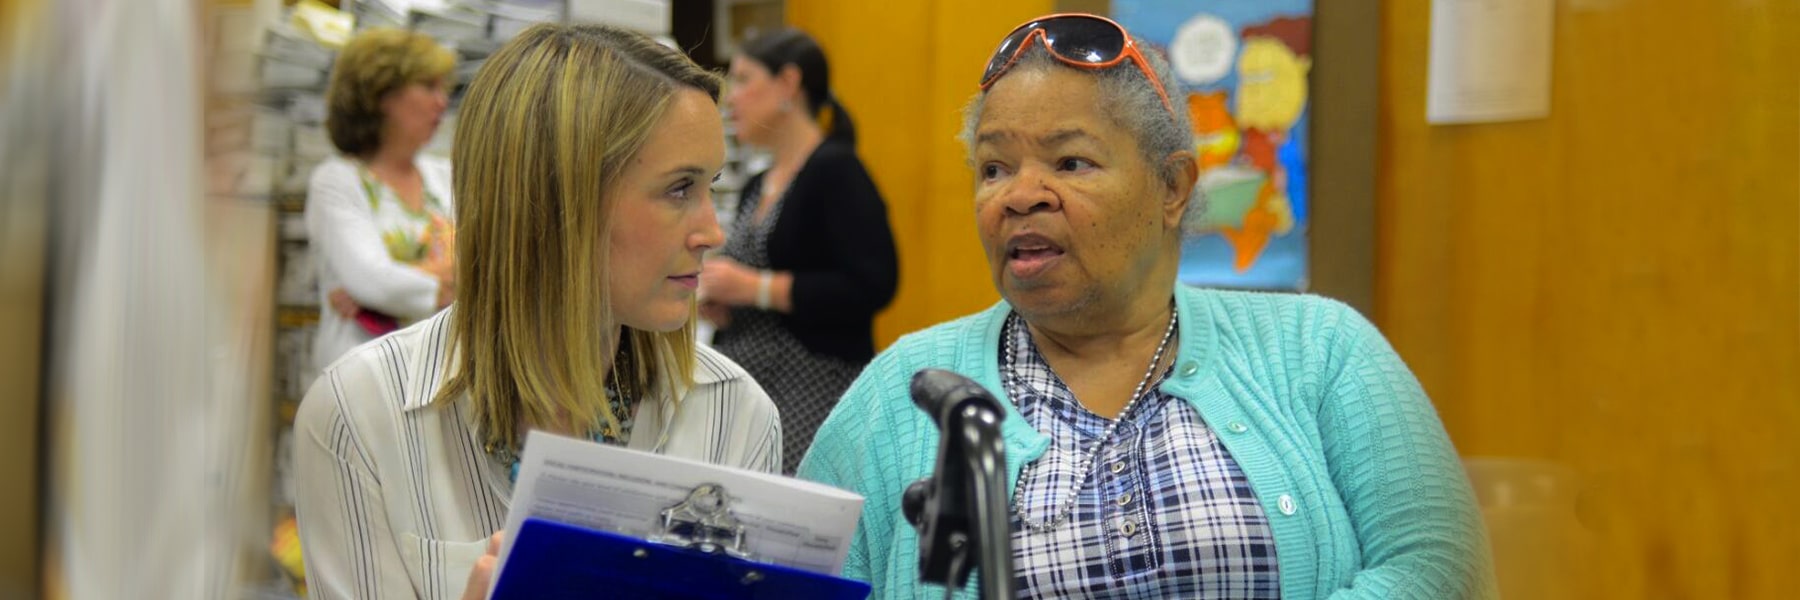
[{"x1": 1002, "y1": 313, "x2": 1280, "y2": 599}]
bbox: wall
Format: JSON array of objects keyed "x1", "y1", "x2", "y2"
[
  {"x1": 788, "y1": 0, "x2": 1385, "y2": 342},
  {"x1": 1379, "y1": 0, "x2": 1799, "y2": 597},
  {"x1": 1308, "y1": 1, "x2": 1380, "y2": 316},
  {"x1": 786, "y1": 0, "x2": 1053, "y2": 348},
  {"x1": 794, "y1": 0, "x2": 1799, "y2": 594}
]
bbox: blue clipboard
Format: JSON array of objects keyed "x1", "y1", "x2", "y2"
[{"x1": 491, "y1": 518, "x2": 872, "y2": 600}]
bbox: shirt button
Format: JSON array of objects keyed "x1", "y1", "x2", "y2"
[
  {"x1": 1121, "y1": 521, "x2": 1138, "y2": 536},
  {"x1": 1117, "y1": 493, "x2": 1133, "y2": 507},
  {"x1": 1110, "y1": 462, "x2": 1126, "y2": 474},
  {"x1": 1278, "y1": 494, "x2": 1297, "y2": 515},
  {"x1": 1180, "y1": 362, "x2": 1199, "y2": 377},
  {"x1": 1228, "y1": 422, "x2": 1248, "y2": 434}
]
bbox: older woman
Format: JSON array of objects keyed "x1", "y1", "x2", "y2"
[
  {"x1": 295, "y1": 23, "x2": 780, "y2": 600},
  {"x1": 306, "y1": 28, "x2": 458, "y2": 373},
  {"x1": 799, "y1": 13, "x2": 1496, "y2": 599}
]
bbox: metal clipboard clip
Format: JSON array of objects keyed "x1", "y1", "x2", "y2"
[{"x1": 647, "y1": 483, "x2": 754, "y2": 561}]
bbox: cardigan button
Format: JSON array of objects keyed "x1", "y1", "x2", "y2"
[
  {"x1": 1228, "y1": 422, "x2": 1249, "y2": 434},
  {"x1": 1179, "y1": 362, "x2": 1199, "y2": 377},
  {"x1": 1278, "y1": 494, "x2": 1297, "y2": 515}
]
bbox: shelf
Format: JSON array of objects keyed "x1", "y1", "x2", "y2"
[
  {"x1": 239, "y1": 579, "x2": 304, "y2": 600},
  {"x1": 206, "y1": 191, "x2": 307, "y2": 208},
  {"x1": 278, "y1": 397, "x2": 302, "y2": 425},
  {"x1": 276, "y1": 193, "x2": 306, "y2": 213},
  {"x1": 277, "y1": 306, "x2": 320, "y2": 328}
]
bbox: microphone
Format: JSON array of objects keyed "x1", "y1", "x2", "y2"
[
  {"x1": 909, "y1": 368, "x2": 1004, "y2": 429},
  {"x1": 902, "y1": 369, "x2": 1015, "y2": 600}
]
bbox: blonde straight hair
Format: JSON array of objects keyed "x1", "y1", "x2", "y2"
[{"x1": 437, "y1": 23, "x2": 723, "y2": 455}]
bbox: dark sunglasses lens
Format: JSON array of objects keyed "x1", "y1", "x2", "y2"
[
  {"x1": 1040, "y1": 16, "x2": 1125, "y2": 65},
  {"x1": 981, "y1": 25, "x2": 1037, "y2": 85}
]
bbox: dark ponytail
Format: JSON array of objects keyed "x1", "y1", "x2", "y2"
[
  {"x1": 739, "y1": 28, "x2": 857, "y2": 145},
  {"x1": 815, "y1": 94, "x2": 856, "y2": 145}
]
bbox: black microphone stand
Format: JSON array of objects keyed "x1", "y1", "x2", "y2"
[{"x1": 902, "y1": 369, "x2": 1016, "y2": 600}]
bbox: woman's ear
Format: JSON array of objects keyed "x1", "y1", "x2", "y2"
[
  {"x1": 1163, "y1": 150, "x2": 1200, "y2": 225},
  {"x1": 776, "y1": 64, "x2": 805, "y2": 103},
  {"x1": 378, "y1": 88, "x2": 401, "y2": 119}
]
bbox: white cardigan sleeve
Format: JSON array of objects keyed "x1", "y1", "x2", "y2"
[{"x1": 304, "y1": 159, "x2": 442, "y2": 319}]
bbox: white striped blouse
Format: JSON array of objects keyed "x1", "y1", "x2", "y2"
[{"x1": 294, "y1": 309, "x2": 782, "y2": 600}]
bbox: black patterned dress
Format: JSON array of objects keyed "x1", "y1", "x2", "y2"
[{"x1": 711, "y1": 184, "x2": 863, "y2": 474}]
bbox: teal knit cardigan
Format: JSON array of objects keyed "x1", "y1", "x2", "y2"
[{"x1": 798, "y1": 286, "x2": 1497, "y2": 599}]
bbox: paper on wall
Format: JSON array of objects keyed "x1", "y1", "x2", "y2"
[{"x1": 1427, "y1": 0, "x2": 1556, "y2": 124}]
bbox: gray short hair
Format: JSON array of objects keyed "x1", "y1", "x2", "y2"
[{"x1": 960, "y1": 40, "x2": 1204, "y2": 224}]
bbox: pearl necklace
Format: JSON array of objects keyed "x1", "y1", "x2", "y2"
[{"x1": 1002, "y1": 304, "x2": 1177, "y2": 534}]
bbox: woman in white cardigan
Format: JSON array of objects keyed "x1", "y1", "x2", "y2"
[
  {"x1": 304, "y1": 28, "x2": 457, "y2": 373},
  {"x1": 294, "y1": 23, "x2": 782, "y2": 600}
]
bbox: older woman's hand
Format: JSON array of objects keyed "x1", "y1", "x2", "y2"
[
  {"x1": 425, "y1": 213, "x2": 456, "y2": 260},
  {"x1": 327, "y1": 287, "x2": 360, "y2": 318},
  {"x1": 416, "y1": 220, "x2": 458, "y2": 309},
  {"x1": 420, "y1": 256, "x2": 456, "y2": 309}
]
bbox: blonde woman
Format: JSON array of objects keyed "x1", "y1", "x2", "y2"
[
  {"x1": 306, "y1": 28, "x2": 458, "y2": 373},
  {"x1": 293, "y1": 23, "x2": 781, "y2": 600}
]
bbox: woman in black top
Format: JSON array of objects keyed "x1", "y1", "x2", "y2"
[{"x1": 699, "y1": 28, "x2": 899, "y2": 473}]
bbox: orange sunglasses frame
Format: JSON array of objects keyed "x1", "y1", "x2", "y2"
[{"x1": 979, "y1": 13, "x2": 1177, "y2": 117}]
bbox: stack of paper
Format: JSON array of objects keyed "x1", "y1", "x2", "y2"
[
  {"x1": 568, "y1": 0, "x2": 671, "y2": 36},
  {"x1": 487, "y1": 0, "x2": 560, "y2": 42},
  {"x1": 291, "y1": 0, "x2": 355, "y2": 49},
  {"x1": 260, "y1": 24, "x2": 335, "y2": 91},
  {"x1": 275, "y1": 243, "x2": 319, "y2": 306},
  {"x1": 410, "y1": 6, "x2": 489, "y2": 47},
  {"x1": 348, "y1": 0, "x2": 409, "y2": 30}
]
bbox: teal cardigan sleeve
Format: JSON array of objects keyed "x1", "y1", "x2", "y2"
[
  {"x1": 797, "y1": 351, "x2": 906, "y2": 591},
  {"x1": 1318, "y1": 308, "x2": 1498, "y2": 599}
]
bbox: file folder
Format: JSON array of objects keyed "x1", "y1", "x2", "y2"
[{"x1": 491, "y1": 518, "x2": 871, "y2": 599}]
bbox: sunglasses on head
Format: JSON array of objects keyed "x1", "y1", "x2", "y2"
[{"x1": 979, "y1": 13, "x2": 1176, "y2": 117}]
